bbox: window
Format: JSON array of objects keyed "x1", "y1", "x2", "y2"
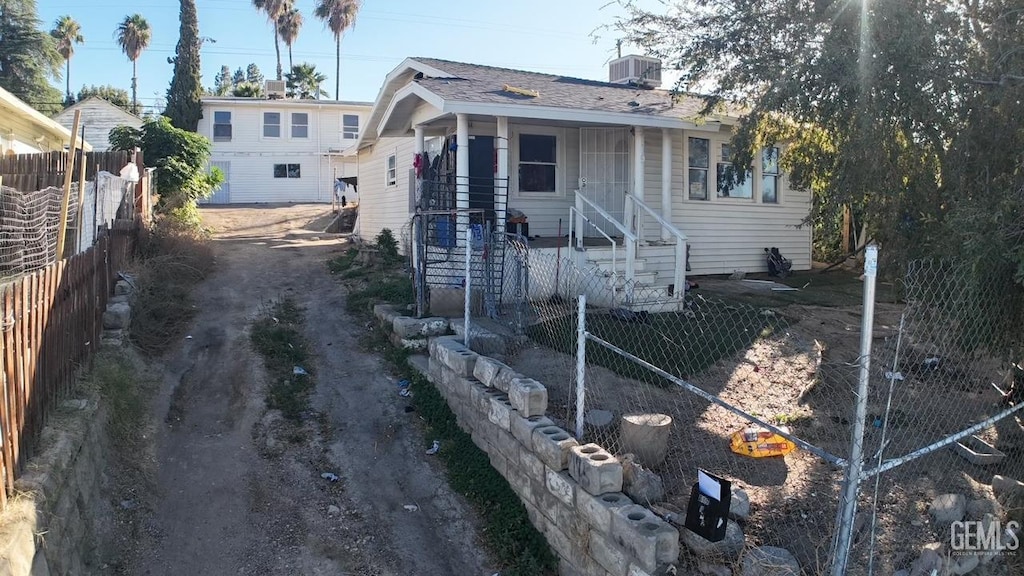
[
  {"x1": 385, "y1": 153, "x2": 397, "y2": 187},
  {"x1": 518, "y1": 134, "x2": 557, "y2": 193},
  {"x1": 213, "y1": 111, "x2": 232, "y2": 142},
  {"x1": 273, "y1": 163, "x2": 301, "y2": 178},
  {"x1": 762, "y1": 147, "x2": 780, "y2": 203},
  {"x1": 687, "y1": 137, "x2": 709, "y2": 200},
  {"x1": 717, "y1": 144, "x2": 752, "y2": 199},
  {"x1": 343, "y1": 114, "x2": 360, "y2": 139},
  {"x1": 263, "y1": 112, "x2": 281, "y2": 138},
  {"x1": 291, "y1": 113, "x2": 309, "y2": 138}
]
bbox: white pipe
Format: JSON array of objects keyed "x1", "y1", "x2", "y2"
[
  {"x1": 661, "y1": 129, "x2": 672, "y2": 242},
  {"x1": 575, "y1": 294, "x2": 587, "y2": 439},
  {"x1": 496, "y1": 116, "x2": 509, "y2": 233},
  {"x1": 456, "y1": 113, "x2": 470, "y2": 231},
  {"x1": 464, "y1": 227, "x2": 473, "y2": 350}
]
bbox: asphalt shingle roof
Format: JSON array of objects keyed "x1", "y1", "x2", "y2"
[{"x1": 410, "y1": 57, "x2": 711, "y2": 121}]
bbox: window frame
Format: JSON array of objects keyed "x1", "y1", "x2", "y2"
[
  {"x1": 716, "y1": 143, "x2": 754, "y2": 200},
  {"x1": 686, "y1": 137, "x2": 710, "y2": 201},
  {"x1": 512, "y1": 126, "x2": 563, "y2": 198},
  {"x1": 342, "y1": 114, "x2": 360, "y2": 140},
  {"x1": 385, "y1": 153, "x2": 397, "y2": 187},
  {"x1": 290, "y1": 112, "x2": 309, "y2": 139},
  {"x1": 761, "y1": 146, "x2": 780, "y2": 204},
  {"x1": 262, "y1": 111, "x2": 282, "y2": 139},
  {"x1": 212, "y1": 110, "x2": 232, "y2": 142},
  {"x1": 273, "y1": 163, "x2": 301, "y2": 179}
]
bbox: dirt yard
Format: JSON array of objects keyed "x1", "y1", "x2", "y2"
[{"x1": 120, "y1": 205, "x2": 494, "y2": 575}]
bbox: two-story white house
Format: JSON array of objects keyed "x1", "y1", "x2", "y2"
[{"x1": 197, "y1": 94, "x2": 372, "y2": 204}]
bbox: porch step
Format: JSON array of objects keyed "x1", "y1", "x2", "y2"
[
  {"x1": 611, "y1": 271, "x2": 658, "y2": 286},
  {"x1": 586, "y1": 256, "x2": 647, "y2": 273},
  {"x1": 619, "y1": 284, "x2": 690, "y2": 313}
]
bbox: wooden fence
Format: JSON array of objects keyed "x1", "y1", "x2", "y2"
[
  {"x1": 0, "y1": 219, "x2": 135, "y2": 507},
  {"x1": 0, "y1": 150, "x2": 140, "y2": 193}
]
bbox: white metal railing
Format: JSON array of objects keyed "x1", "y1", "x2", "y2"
[
  {"x1": 625, "y1": 193, "x2": 688, "y2": 299},
  {"x1": 570, "y1": 193, "x2": 637, "y2": 286}
]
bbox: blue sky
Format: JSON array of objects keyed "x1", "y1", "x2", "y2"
[{"x1": 38, "y1": 0, "x2": 665, "y2": 114}]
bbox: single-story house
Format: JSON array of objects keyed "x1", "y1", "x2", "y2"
[
  {"x1": 352, "y1": 56, "x2": 812, "y2": 309},
  {"x1": 53, "y1": 97, "x2": 143, "y2": 152},
  {"x1": 0, "y1": 86, "x2": 92, "y2": 155},
  {"x1": 196, "y1": 90, "x2": 372, "y2": 204}
]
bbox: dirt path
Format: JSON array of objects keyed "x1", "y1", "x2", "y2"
[{"x1": 127, "y1": 205, "x2": 493, "y2": 575}]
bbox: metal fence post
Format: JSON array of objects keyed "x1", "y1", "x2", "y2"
[
  {"x1": 575, "y1": 294, "x2": 587, "y2": 439},
  {"x1": 464, "y1": 227, "x2": 472, "y2": 350},
  {"x1": 832, "y1": 243, "x2": 879, "y2": 576}
]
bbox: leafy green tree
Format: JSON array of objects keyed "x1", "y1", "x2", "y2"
[
  {"x1": 245, "y1": 63, "x2": 264, "y2": 86},
  {"x1": 252, "y1": 0, "x2": 291, "y2": 81},
  {"x1": 116, "y1": 14, "x2": 151, "y2": 116},
  {"x1": 285, "y1": 62, "x2": 327, "y2": 99},
  {"x1": 76, "y1": 84, "x2": 133, "y2": 112},
  {"x1": 314, "y1": 0, "x2": 359, "y2": 101},
  {"x1": 164, "y1": 0, "x2": 203, "y2": 131},
  {"x1": 0, "y1": 0, "x2": 63, "y2": 115},
  {"x1": 110, "y1": 116, "x2": 222, "y2": 227},
  {"x1": 50, "y1": 15, "x2": 83, "y2": 103},
  {"x1": 213, "y1": 65, "x2": 232, "y2": 96},
  {"x1": 232, "y1": 67, "x2": 245, "y2": 86},
  {"x1": 231, "y1": 81, "x2": 263, "y2": 97}
]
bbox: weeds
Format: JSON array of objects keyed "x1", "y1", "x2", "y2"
[
  {"x1": 250, "y1": 299, "x2": 314, "y2": 420},
  {"x1": 327, "y1": 232, "x2": 414, "y2": 316}
]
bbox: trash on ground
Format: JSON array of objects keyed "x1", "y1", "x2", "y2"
[
  {"x1": 426, "y1": 440, "x2": 440, "y2": 455},
  {"x1": 185, "y1": 335, "x2": 193, "y2": 340},
  {"x1": 404, "y1": 406, "x2": 416, "y2": 413},
  {"x1": 609, "y1": 308, "x2": 650, "y2": 324},
  {"x1": 884, "y1": 371, "x2": 905, "y2": 381},
  {"x1": 320, "y1": 472, "x2": 339, "y2": 482},
  {"x1": 729, "y1": 426, "x2": 796, "y2": 458},
  {"x1": 403, "y1": 504, "x2": 419, "y2": 512},
  {"x1": 293, "y1": 366, "x2": 308, "y2": 376},
  {"x1": 399, "y1": 388, "x2": 412, "y2": 398},
  {"x1": 398, "y1": 379, "x2": 410, "y2": 388},
  {"x1": 119, "y1": 499, "x2": 137, "y2": 510}
]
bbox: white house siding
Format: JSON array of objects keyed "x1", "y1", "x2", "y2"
[
  {"x1": 1, "y1": 107, "x2": 79, "y2": 154},
  {"x1": 356, "y1": 136, "x2": 416, "y2": 246},
  {"x1": 53, "y1": 99, "x2": 142, "y2": 152},
  {"x1": 505, "y1": 125, "x2": 580, "y2": 237},
  {"x1": 197, "y1": 98, "x2": 369, "y2": 204}
]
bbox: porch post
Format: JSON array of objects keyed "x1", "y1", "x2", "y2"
[
  {"x1": 631, "y1": 126, "x2": 645, "y2": 241},
  {"x1": 414, "y1": 125, "x2": 425, "y2": 207},
  {"x1": 496, "y1": 116, "x2": 509, "y2": 234},
  {"x1": 456, "y1": 113, "x2": 470, "y2": 231},
  {"x1": 661, "y1": 128, "x2": 673, "y2": 242}
]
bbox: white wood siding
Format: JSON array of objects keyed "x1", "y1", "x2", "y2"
[
  {"x1": 507, "y1": 125, "x2": 580, "y2": 237},
  {"x1": 53, "y1": 100, "x2": 142, "y2": 152},
  {"x1": 356, "y1": 137, "x2": 415, "y2": 247}
]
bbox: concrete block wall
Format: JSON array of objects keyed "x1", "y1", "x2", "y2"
[{"x1": 394, "y1": 317, "x2": 680, "y2": 576}]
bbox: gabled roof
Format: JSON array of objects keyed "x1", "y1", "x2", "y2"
[
  {"x1": 0, "y1": 86, "x2": 93, "y2": 151},
  {"x1": 54, "y1": 97, "x2": 143, "y2": 124},
  {"x1": 358, "y1": 57, "x2": 738, "y2": 150}
]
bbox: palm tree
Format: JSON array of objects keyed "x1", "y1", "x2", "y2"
[
  {"x1": 116, "y1": 14, "x2": 152, "y2": 115},
  {"x1": 50, "y1": 16, "x2": 84, "y2": 103},
  {"x1": 253, "y1": 0, "x2": 292, "y2": 81},
  {"x1": 314, "y1": 0, "x2": 360, "y2": 101},
  {"x1": 277, "y1": 8, "x2": 303, "y2": 72},
  {"x1": 285, "y1": 63, "x2": 328, "y2": 100}
]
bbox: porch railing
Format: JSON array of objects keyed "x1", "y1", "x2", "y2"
[
  {"x1": 571, "y1": 193, "x2": 637, "y2": 287},
  {"x1": 625, "y1": 193, "x2": 688, "y2": 299}
]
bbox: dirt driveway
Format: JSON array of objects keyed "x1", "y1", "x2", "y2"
[{"x1": 126, "y1": 204, "x2": 493, "y2": 575}]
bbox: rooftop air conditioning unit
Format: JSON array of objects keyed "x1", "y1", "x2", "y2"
[
  {"x1": 265, "y1": 80, "x2": 287, "y2": 99},
  {"x1": 609, "y1": 55, "x2": 662, "y2": 88}
]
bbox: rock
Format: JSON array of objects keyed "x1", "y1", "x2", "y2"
[
  {"x1": 741, "y1": 546, "x2": 800, "y2": 576},
  {"x1": 61, "y1": 398, "x2": 88, "y2": 411},
  {"x1": 893, "y1": 570, "x2": 910, "y2": 576},
  {"x1": 967, "y1": 498, "x2": 999, "y2": 520},
  {"x1": 909, "y1": 543, "x2": 944, "y2": 576},
  {"x1": 585, "y1": 409, "x2": 614, "y2": 428},
  {"x1": 102, "y1": 302, "x2": 131, "y2": 330},
  {"x1": 730, "y1": 488, "x2": 751, "y2": 521},
  {"x1": 930, "y1": 494, "x2": 966, "y2": 525},
  {"x1": 950, "y1": 553, "x2": 980, "y2": 575},
  {"x1": 114, "y1": 280, "x2": 132, "y2": 295},
  {"x1": 327, "y1": 505, "x2": 341, "y2": 515},
  {"x1": 991, "y1": 475, "x2": 1024, "y2": 499},
  {"x1": 621, "y1": 453, "x2": 665, "y2": 504},
  {"x1": 680, "y1": 520, "x2": 745, "y2": 562},
  {"x1": 699, "y1": 561, "x2": 732, "y2": 576}
]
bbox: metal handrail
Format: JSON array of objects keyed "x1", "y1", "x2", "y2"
[
  {"x1": 625, "y1": 193, "x2": 687, "y2": 241},
  {"x1": 625, "y1": 193, "x2": 688, "y2": 300},
  {"x1": 574, "y1": 193, "x2": 637, "y2": 244},
  {"x1": 571, "y1": 193, "x2": 637, "y2": 290}
]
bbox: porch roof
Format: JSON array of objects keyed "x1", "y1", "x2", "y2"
[{"x1": 357, "y1": 57, "x2": 742, "y2": 150}]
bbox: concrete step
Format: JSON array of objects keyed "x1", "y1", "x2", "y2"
[
  {"x1": 611, "y1": 271, "x2": 659, "y2": 286},
  {"x1": 586, "y1": 257, "x2": 648, "y2": 272}
]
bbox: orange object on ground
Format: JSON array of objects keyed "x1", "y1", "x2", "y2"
[{"x1": 730, "y1": 426, "x2": 797, "y2": 458}]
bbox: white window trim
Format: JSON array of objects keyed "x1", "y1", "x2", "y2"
[
  {"x1": 262, "y1": 111, "x2": 282, "y2": 140},
  {"x1": 342, "y1": 113, "x2": 360, "y2": 140},
  {"x1": 385, "y1": 152, "x2": 397, "y2": 188},
  {"x1": 290, "y1": 112, "x2": 310, "y2": 140},
  {"x1": 760, "y1": 146, "x2": 782, "y2": 204},
  {"x1": 682, "y1": 134, "x2": 786, "y2": 206},
  {"x1": 684, "y1": 135, "x2": 711, "y2": 202},
  {"x1": 212, "y1": 110, "x2": 232, "y2": 142},
  {"x1": 511, "y1": 125, "x2": 564, "y2": 198}
]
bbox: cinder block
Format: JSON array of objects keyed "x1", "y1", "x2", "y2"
[
  {"x1": 489, "y1": 449, "x2": 508, "y2": 477},
  {"x1": 427, "y1": 356, "x2": 444, "y2": 384},
  {"x1": 609, "y1": 505, "x2": 679, "y2": 572},
  {"x1": 546, "y1": 468, "x2": 577, "y2": 508},
  {"x1": 492, "y1": 365, "x2": 523, "y2": 393},
  {"x1": 469, "y1": 381, "x2": 494, "y2": 414},
  {"x1": 532, "y1": 426, "x2": 579, "y2": 471},
  {"x1": 627, "y1": 564, "x2": 653, "y2": 576},
  {"x1": 432, "y1": 336, "x2": 479, "y2": 377},
  {"x1": 492, "y1": 427, "x2": 522, "y2": 462},
  {"x1": 519, "y1": 449, "x2": 546, "y2": 483},
  {"x1": 392, "y1": 316, "x2": 450, "y2": 338},
  {"x1": 472, "y1": 355, "x2": 509, "y2": 387},
  {"x1": 487, "y1": 393, "x2": 514, "y2": 430},
  {"x1": 441, "y1": 367, "x2": 477, "y2": 401},
  {"x1": 577, "y1": 491, "x2": 633, "y2": 535},
  {"x1": 373, "y1": 303, "x2": 400, "y2": 327},
  {"x1": 538, "y1": 516, "x2": 575, "y2": 559},
  {"x1": 511, "y1": 413, "x2": 554, "y2": 448},
  {"x1": 505, "y1": 467, "x2": 533, "y2": 501},
  {"x1": 589, "y1": 532, "x2": 630, "y2": 576},
  {"x1": 471, "y1": 422, "x2": 496, "y2": 450},
  {"x1": 428, "y1": 286, "x2": 480, "y2": 317},
  {"x1": 508, "y1": 377, "x2": 548, "y2": 417},
  {"x1": 570, "y1": 444, "x2": 623, "y2": 496}
]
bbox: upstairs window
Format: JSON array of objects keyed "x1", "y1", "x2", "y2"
[
  {"x1": 687, "y1": 137, "x2": 709, "y2": 200},
  {"x1": 518, "y1": 134, "x2": 557, "y2": 193},
  {"x1": 291, "y1": 113, "x2": 309, "y2": 138},
  {"x1": 263, "y1": 112, "x2": 281, "y2": 138},
  {"x1": 386, "y1": 153, "x2": 397, "y2": 187},
  {"x1": 213, "y1": 111, "x2": 232, "y2": 142},
  {"x1": 717, "y1": 143, "x2": 752, "y2": 199},
  {"x1": 762, "y1": 147, "x2": 780, "y2": 204},
  {"x1": 343, "y1": 114, "x2": 360, "y2": 139}
]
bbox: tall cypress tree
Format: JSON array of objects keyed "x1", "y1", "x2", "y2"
[{"x1": 164, "y1": 0, "x2": 202, "y2": 131}]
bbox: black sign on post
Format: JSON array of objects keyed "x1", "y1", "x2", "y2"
[{"x1": 684, "y1": 469, "x2": 732, "y2": 542}]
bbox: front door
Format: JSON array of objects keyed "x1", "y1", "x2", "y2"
[
  {"x1": 579, "y1": 127, "x2": 629, "y2": 238},
  {"x1": 468, "y1": 135, "x2": 495, "y2": 224}
]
